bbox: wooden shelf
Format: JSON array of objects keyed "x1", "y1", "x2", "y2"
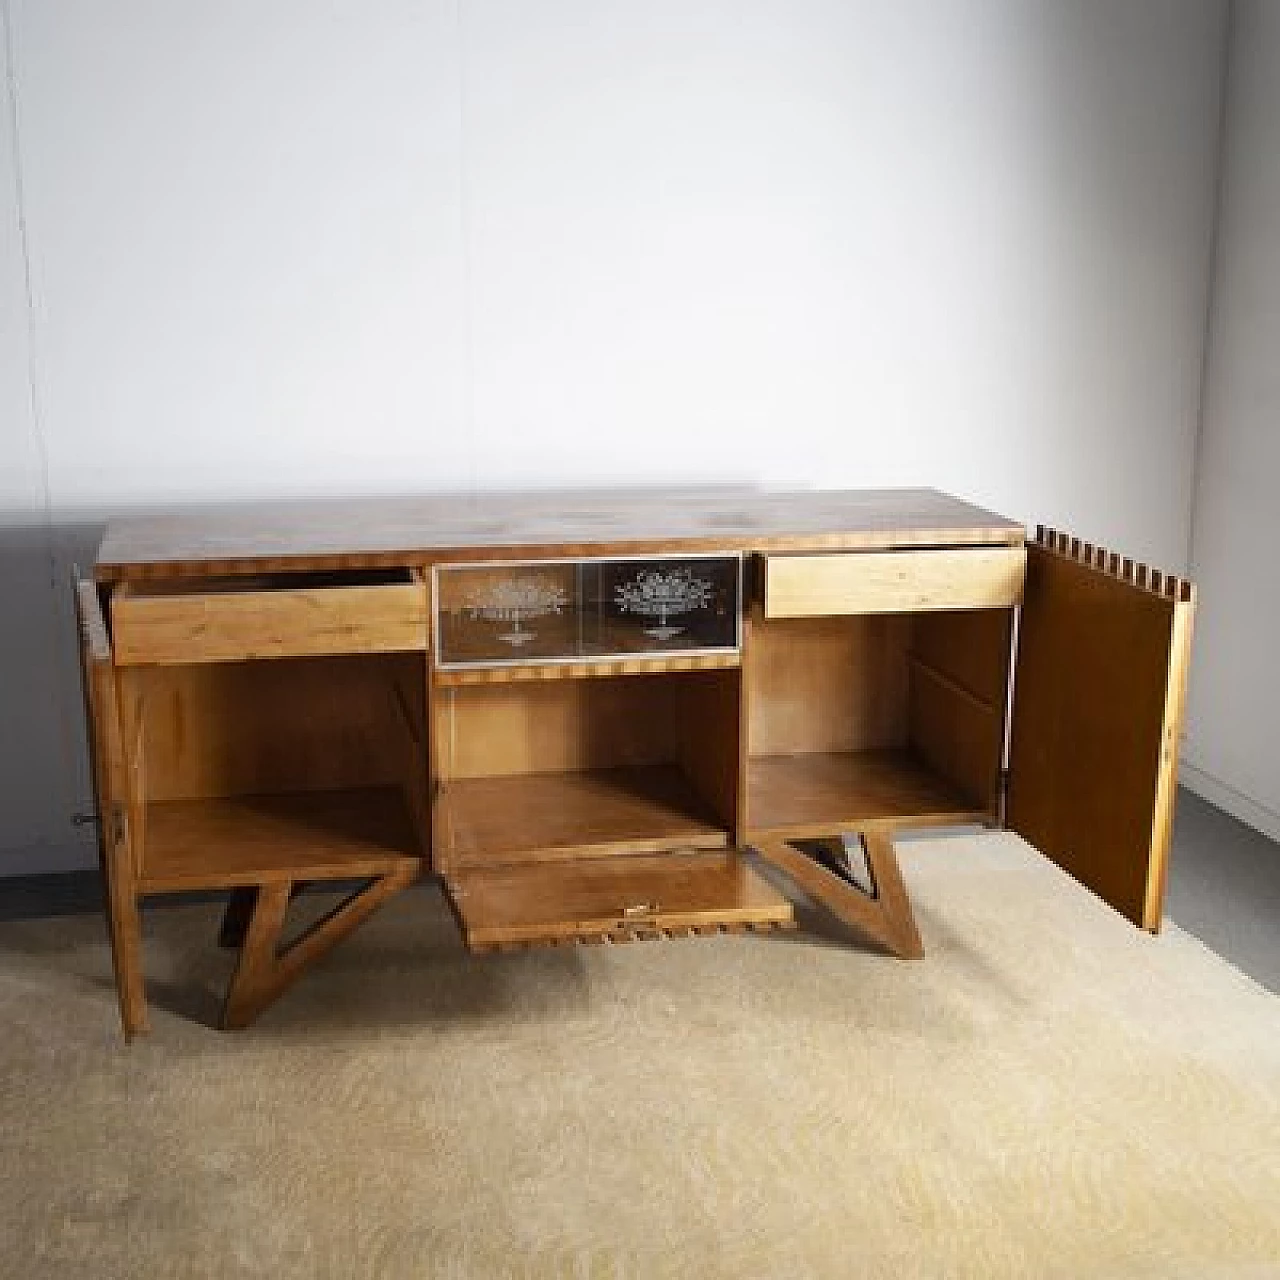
[
  {"x1": 439, "y1": 765, "x2": 729, "y2": 867},
  {"x1": 746, "y1": 749, "x2": 991, "y2": 839},
  {"x1": 139, "y1": 786, "x2": 422, "y2": 892},
  {"x1": 434, "y1": 652, "x2": 740, "y2": 686},
  {"x1": 447, "y1": 851, "x2": 794, "y2": 950}
]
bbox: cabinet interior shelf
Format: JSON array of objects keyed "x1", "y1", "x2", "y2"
[
  {"x1": 746, "y1": 749, "x2": 991, "y2": 839},
  {"x1": 139, "y1": 786, "x2": 421, "y2": 893},
  {"x1": 438, "y1": 764, "x2": 730, "y2": 867}
]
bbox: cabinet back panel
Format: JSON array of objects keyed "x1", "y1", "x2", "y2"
[
  {"x1": 438, "y1": 677, "x2": 683, "y2": 780},
  {"x1": 747, "y1": 614, "x2": 911, "y2": 757},
  {"x1": 125, "y1": 655, "x2": 424, "y2": 801}
]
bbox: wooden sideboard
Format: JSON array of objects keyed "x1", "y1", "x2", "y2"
[{"x1": 76, "y1": 489, "x2": 1195, "y2": 1036}]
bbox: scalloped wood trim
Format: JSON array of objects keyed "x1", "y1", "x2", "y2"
[{"x1": 1033, "y1": 526, "x2": 1195, "y2": 603}]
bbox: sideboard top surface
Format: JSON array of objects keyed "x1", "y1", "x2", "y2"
[{"x1": 95, "y1": 487, "x2": 1024, "y2": 580}]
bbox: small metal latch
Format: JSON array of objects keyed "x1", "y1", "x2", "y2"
[
  {"x1": 621, "y1": 902, "x2": 659, "y2": 919},
  {"x1": 76, "y1": 807, "x2": 127, "y2": 846}
]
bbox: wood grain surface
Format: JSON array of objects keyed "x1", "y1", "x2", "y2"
[
  {"x1": 75, "y1": 578, "x2": 149, "y2": 1037},
  {"x1": 746, "y1": 612, "x2": 912, "y2": 757},
  {"x1": 95, "y1": 488, "x2": 1023, "y2": 581},
  {"x1": 763, "y1": 546, "x2": 1026, "y2": 618},
  {"x1": 446, "y1": 850, "x2": 794, "y2": 948},
  {"x1": 1008, "y1": 528, "x2": 1195, "y2": 930},
  {"x1": 139, "y1": 786, "x2": 421, "y2": 891},
  {"x1": 440, "y1": 765, "x2": 730, "y2": 868},
  {"x1": 907, "y1": 608, "x2": 1015, "y2": 815},
  {"x1": 752, "y1": 830, "x2": 923, "y2": 959},
  {"x1": 746, "y1": 748, "x2": 990, "y2": 838},
  {"x1": 111, "y1": 576, "x2": 427, "y2": 665},
  {"x1": 124, "y1": 655, "x2": 425, "y2": 800}
]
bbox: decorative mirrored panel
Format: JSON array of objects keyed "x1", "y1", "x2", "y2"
[{"x1": 434, "y1": 555, "x2": 741, "y2": 668}]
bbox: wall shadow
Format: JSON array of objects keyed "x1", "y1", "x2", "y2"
[{"x1": 0, "y1": 517, "x2": 105, "y2": 873}]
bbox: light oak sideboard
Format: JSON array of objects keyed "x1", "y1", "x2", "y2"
[{"x1": 75, "y1": 489, "x2": 1195, "y2": 1036}]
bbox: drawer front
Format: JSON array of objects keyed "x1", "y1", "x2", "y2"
[
  {"x1": 434, "y1": 554, "x2": 741, "y2": 670},
  {"x1": 111, "y1": 577, "x2": 428, "y2": 665},
  {"x1": 763, "y1": 546, "x2": 1026, "y2": 618}
]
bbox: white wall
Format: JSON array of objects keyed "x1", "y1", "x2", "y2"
[
  {"x1": 0, "y1": 0, "x2": 1228, "y2": 871},
  {"x1": 1, "y1": 6, "x2": 84, "y2": 869},
  {"x1": 1183, "y1": 0, "x2": 1280, "y2": 842}
]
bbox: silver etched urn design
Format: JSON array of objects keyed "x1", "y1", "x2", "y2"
[
  {"x1": 614, "y1": 566, "x2": 715, "y2": 641},
  {"x1": 465, "y1": 574, "x2": 569, "y2": 647}
]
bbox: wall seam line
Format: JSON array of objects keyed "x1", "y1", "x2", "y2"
[
  {"x1": 3, "y1": 0, "x2": 85, "y2": 839},
  {"x1": 1186, "y1": 0, "x2": 1237, "y2": 579},
  {"x1": 2, "y1": 0, "x2": 53, "y2": 533},
  {"x1": 454, "y1": 0, "x2": 478, "y2": 497}
]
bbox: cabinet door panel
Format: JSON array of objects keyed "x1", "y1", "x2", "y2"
[
  {"x1": 445, "y1": 851, "x2": 793, "y2": 950},
  {"x1": 75, "y1": 578, "x2": 148, "y2": 1035},
  {"x1": 1009, "y1": 530, "x2": 1195, "y2": 930}
]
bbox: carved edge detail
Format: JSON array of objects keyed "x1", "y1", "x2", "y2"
[{"x1": 1033, "y1": 526, "x2": 1195, "y2": 603}]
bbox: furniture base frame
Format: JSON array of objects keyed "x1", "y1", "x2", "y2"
[
  {"x1": 752, "y1": 829, "x2": 924, "y2": 960},
  {"x1": 221, "y1": 862, "x2": 419, "y2": 1030}
]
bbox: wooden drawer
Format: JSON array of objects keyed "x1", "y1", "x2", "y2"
[
  {"x1": 111, "y1": 570, "x2": 428, "y2": 665},
  {"x1": 762, "y1": 546, "x2": 1025, "y2": 618}
]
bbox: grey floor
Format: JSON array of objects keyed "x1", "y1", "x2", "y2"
[
  {"x1": 1, "y1": 787, "x2": 1277, "y2": 993},
  {"x1": 1165, "y1": 788, "x2": 1280, "y2": 993}
]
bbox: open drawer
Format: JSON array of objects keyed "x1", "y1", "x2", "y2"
[
  {"x1": 445, "y1": 851, "x2": 794, "y2": 951},
  {"x1": 110, "y1": 568, "x2": 428, "y2": 665},
  {"x1": 762, "y1": 546, "x2": 1025, "y2": 618}
]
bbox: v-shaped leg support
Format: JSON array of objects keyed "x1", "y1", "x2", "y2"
[
  {"x1": 222, "y1": 862, "x2": 419, "y2": 1030},
  {"x1": 752, "y1": 830, "x2": 923, "y2": 959}
]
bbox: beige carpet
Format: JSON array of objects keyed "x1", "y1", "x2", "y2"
[{"x1": 2, "y1": 832, "x2": 1279, "y2": 1280}]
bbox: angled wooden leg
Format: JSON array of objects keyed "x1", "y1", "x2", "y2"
[
  {"x1": 752, "y1": 829, "x2": 923, "y2": 959},
  {"x1": 218, "y1": 886, "x2": 260, "y2": 950},
  {"x1": 219, "y1": 884, "x2": 310, "y2": 949},
  {"x1": 860, "y1": 830, "x2": 924, "y2": 959},
  {"x1": 222, "y1": 882, "x2": 291, "y2": 1030},
  {"x1": 221, "y1": 862, "x2": 419, "y2": 1030}
]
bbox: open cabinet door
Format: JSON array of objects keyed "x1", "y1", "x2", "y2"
[
  {"x1": 75, "y1": 577, "x2": 148, "y2": 1036},
  {"x1": 1008, "y1": 529, "x2": 1196, "y2": 931}
]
